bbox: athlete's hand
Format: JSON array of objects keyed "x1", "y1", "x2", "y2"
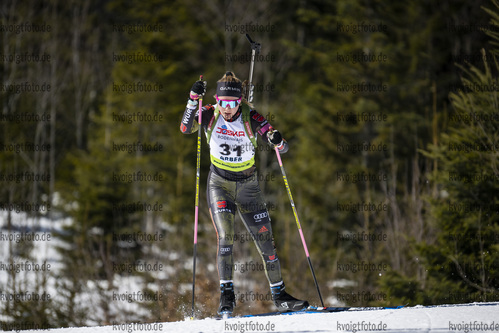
[
  {"x1": 267, "y1": 130, "x2": 283, "y2": 146},
  {"x1": 190, "y1": 80, "x2": 206, "y2": 100}
]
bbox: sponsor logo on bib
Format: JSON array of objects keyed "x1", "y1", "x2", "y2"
[{"x1": 216, "y1": 125, "x2": 245, "y2": 137}]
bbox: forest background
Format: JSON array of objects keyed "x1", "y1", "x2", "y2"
[{"x1": 1, "y1": 0, "x2": 498, "y2": 328}]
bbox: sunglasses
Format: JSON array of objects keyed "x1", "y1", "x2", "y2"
[{"x1": 216, "y1": 97, "x2": 241, "y2": 109}]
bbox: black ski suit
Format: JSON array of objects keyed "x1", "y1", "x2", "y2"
[{"x1": 180, "y1": 101, "x2": 288, "y2": 287}]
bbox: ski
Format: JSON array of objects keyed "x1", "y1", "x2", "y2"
[
  {"x1": 240, "y1": 305, "x2": 406, "y2": 318},
  {"x1": 212, "y1": 305, "x2": 405, "y2": 320}
]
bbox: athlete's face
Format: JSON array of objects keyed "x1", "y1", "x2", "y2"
[{"x1": 217, "y1": 96, "x2": 241, "y2": 120}]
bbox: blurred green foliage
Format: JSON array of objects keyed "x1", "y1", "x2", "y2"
[{"x1": 0, "y1": 0, "x2": 497, "y2": 327}]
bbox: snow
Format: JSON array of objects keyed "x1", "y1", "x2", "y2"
[
  {"x1": 6, "y1": 302, "x2": 496, "y2": 332},
  {"x1": 0, "y1": 211, "x2": 175, "y2": 326}
]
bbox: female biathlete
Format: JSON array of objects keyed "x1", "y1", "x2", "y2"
[{"x1": 180, "y1": 71, "x2": 308, "y2": 316}]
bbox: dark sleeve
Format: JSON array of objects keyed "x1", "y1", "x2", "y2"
[
  {"x1": 180, "y1": 102, "x2": 215, "y2": 134},
  {"x1": 249, "y1": 109, "x2": 289, "y2": 154}
]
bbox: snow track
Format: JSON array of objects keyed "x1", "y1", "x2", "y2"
[{"x1": 43, "y1": 302, "x2": 498, "y2": 332}]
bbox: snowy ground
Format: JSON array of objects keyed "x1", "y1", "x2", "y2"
[
  {"x1": 0, "y1": 211, "x2": 170, "y2": 326},
  {"x1": 9, "y1": 302, "x2": 498, "y2": 333}
]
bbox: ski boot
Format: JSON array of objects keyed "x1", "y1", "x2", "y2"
[
  {"x1": 271, "y1": 283, "x2": 309, "y2": 312},
  {"x1": 218, "y1": 282, "x2": 236, "y2": 318}
]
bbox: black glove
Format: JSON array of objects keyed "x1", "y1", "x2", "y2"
[
  {"x1": 267, "y1": 130, "x2": 283, "y2": 146},
  {"x1": 189, "y1": 80, "x2": 206, "y2": 100}
]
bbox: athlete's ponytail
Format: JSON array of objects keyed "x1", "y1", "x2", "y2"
[{"x1": 218, "y1": 71, "x2": 239, "y2": 83}]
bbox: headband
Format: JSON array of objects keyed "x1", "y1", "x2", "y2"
[{"x1": 216, "y1": 81, "x2": 242, "y2": 98}]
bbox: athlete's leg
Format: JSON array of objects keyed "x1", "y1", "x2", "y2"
[
  {"x1": 207, "y1": 171, "x2": 238, "y2": 314},
  {"x1": 236, "y1": 172, "x2": 309, "y2": 311},
  {"x1": 235, "y1": 172, "x2": 283, "y2": 286},
  {"x1": 207, "y1": 171, "x2": 237, "y2": 282}
]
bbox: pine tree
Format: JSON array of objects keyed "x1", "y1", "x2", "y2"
[{"x1": 404, "y1": 1, "x2": 499, "y2": 305}]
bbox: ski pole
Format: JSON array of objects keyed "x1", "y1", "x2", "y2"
[
  {"x1": 245, "y1": 34, "x2": 323, "y2": 305},
  {"x1": 191, "y1": 75, "x2": 204, "y2": 320},
  {"x1": 273, "y1": 145, "x2": 324, "y2": 307}
]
